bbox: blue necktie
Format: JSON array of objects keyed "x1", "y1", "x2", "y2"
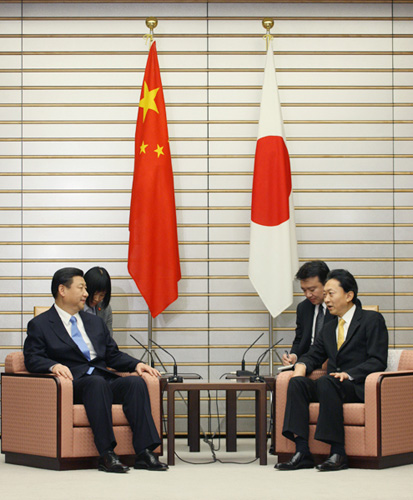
[{"x1": 70, "y1": 316, "x2": 94, "y2": 374}]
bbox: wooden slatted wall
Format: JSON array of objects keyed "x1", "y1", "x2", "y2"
[{"x1": 0, "y1": 0, "x2": 412, "y2": 434}]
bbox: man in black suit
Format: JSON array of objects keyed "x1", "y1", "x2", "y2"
[
  {"x1": 276, "y1": 269, "x2": 388, "y2": 472},
  {"x1": 282, "y1": 260, "x2": 333, "y2": 366},
  {"x1": 24, "y1": 267, "x2": 168, "y2": 473}
]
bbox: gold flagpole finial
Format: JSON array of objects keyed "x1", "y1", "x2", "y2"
[
  {"x1": 262, "y1": 18, "x2": 274, "y2": 51},
  {"x1": 144, "y1": 17, "x2": 158, "y2": 45}
]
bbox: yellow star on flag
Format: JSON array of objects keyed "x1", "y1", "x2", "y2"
[
  {"x1": 139, "y1": 82, "x2": 159, "y2": 122},
  {"x1": 154, "y1": 144, "x2": 164, "y2": 158},
  {"x1": 140, "y1": 141, "x2": 148, "y2": 154}
]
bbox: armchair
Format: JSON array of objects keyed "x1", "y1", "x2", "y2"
[
  {"x1": 275, "y1": 349, "x2": 413, "y2": 468},
  {"x1": 1, "y1": 351, "x2": 162, "y2": 470}
]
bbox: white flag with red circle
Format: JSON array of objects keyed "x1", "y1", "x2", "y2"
[{"x1": 248, "y1": 41, "x2": 299, "y2": 318}]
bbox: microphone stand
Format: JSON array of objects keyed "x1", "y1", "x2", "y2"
[
  {"x1": 130, "y1": 334, "x2": 155, "y2": 368},
  {"x1": 151, "y1": 339, "x2": 183, "y2": 383},
  {"x1": 236, "y1": 332, "x2": 265, "y2": 376},
  {"x1": 250, "y1": 338, "x2": 283, "y2": 383}
]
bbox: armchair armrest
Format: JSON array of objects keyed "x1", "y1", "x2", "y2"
[
  {"x1": 275, "y1": 368, "x2": 328, "y2": 426},
  {"x1": 111, "y1": 370, "x2": 161, "y2": 441},
  {"x1": 364, "y1": 370, "x2": 413, "y2": 457},
  {"x1": 5, "y1": 351, "x2": 28, "y2": 374},
  {"x1": 112, "y1": 370, "x2": 161, "y2": 449},
  {"x1": 275, "y1": 371, "x2": 294, "y2": 452},
  {"x1": 308, "y1": 369, "x2": 327, "y2": 380},
  {"x1": 275, "y1": 367, "x2": 328, "y2": 454},
  {"x1": 1, "y1": 373, "x2": 74, "y2": 458},
  {"x1": 141, "y1": 373, "x2": 162, "y2": 446}
]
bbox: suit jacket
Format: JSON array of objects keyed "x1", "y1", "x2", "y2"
[
  {"x1": 298, "y1": 305, "x2": 388, "y2": 400},
  {"x1": 291, "y1": 298, "x2": 334, "y2": 358},
  {"x1": 96, "y1": 303, "x2": 113, "y2": 337},
  {"x1": 24, "y1": 305, "x2": 140, "y2": 380}
]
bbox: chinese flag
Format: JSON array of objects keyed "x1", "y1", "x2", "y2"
[
  {"x1": 248, "y1": 41, "x2": 298, "y2": 318},
  {"x1": 128, "y1": 42, "x2": 181, "y2": 317}
]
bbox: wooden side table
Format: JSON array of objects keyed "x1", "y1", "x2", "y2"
[
  {"x1": 184, "y1": 376, "x2": 276, "y2": 454},
  {"x1": 166, "y1": 379, "x2": 268, "y2": 465}
]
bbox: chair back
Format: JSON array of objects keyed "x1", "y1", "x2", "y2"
[
  {"x1": 386, "y1": 350, "x2": 403, "y2": 371},
  {"x1": 5, "y1": 352, "x2": 27, "y2": 373},
  {"x1": 398, "y1": 350, "x2": 413, "y2": 371},
  {"x1": 362, "y1": 305, "x2": 379, "y2": 312},
  {"x1": 5, "y1": 307, "x2": 49, "y2": 373},
  {"x1": 34, "y1": 306, "x2": 49, "y2": 316}
]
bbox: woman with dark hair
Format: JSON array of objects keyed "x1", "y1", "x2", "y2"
[{"x1": 84, "y1": 267, "x2": 113, "y2": 337}]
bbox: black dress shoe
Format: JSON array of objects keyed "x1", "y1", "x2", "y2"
[
  {"x1": 275, "y1": 451, "x2": 314, "y2": 470},
  {"x1": 134, "y1": 449, "x2": 168, "y2": 471},
  {"x1": 98, "y1": 451, "x2": 130, "y2": 473},
  {"x1": 316, "y1": 453, "x2": 348, "y2": 471}
]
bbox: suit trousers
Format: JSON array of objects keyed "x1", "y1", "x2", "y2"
[
  {"x1": 73, "y1": 370, "x2": 161, "y2": 456},
  {"x1": 282, "y1": 375, "x2": 362, "y2": 446}
]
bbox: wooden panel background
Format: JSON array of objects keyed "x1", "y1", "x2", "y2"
[{"x1": 0, "y1": 0, "x2": 412, "y2": 435}]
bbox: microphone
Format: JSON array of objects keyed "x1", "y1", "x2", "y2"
[
  {"x1": 130, "y1": 335, "x2": 155, "y2": 368},
  {"x1": 250, "y1": 338, "x2": 283, "y2": 383},
  {"x1": 236, "y1": 332, "x2": 265, "y2": 377},
  {"x1": 151, "y1": 339, "x2": 183, "y2": 383}
]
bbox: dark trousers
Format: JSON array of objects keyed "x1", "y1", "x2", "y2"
[
  {"x1": 73, "y1": 370, "x2": 161, "y2": 456},
  {"x1": 282, "y1": 375, "x2": 362, "y2": 446}
]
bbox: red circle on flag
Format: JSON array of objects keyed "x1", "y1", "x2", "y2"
[{"x1": 251, "y1": 136, "x2": 292, "y2": 227}]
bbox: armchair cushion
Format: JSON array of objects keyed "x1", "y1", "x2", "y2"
[
  {"x1": 309, "y1": 402, "x2": 365, "y2": 426},
  {"x1": 73, "y1": 405, "x2": 129, "y2": 427}
]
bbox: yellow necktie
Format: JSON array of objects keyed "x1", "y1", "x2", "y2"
[{"x1": 337, "y1": 318, "x2": 345, "y2": 350}]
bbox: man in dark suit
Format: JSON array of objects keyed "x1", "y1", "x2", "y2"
[
  {"x1": 276, "y1": 269, "x2": 388, "y2": 472},
  {"x1": 23, "y1": 267, "x2": 167, "y2": 473},
  {"x1": 282, "y1": 260, "x2": 333, "y2": 366}
]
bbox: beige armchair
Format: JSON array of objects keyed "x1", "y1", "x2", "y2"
[
  {"x1": 275, "y1": 349, "x2": 413, "y2": 468},
  {"x1": 1, "y1": 351, "x2": 162, "y2": 470}
]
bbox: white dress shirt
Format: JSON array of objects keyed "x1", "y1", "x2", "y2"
[
  {"x1": 336, "y1": 304, "x2": 356, "y2": 345},
  {"x1": 311, "y1": 302, "x2": 327, "y2": 344},
  {"x1": 54, "y1": 303, "x2": 97, "y2": 360}
]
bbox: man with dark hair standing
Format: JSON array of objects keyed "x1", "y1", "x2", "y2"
[
  {"x1": 24, "y1": 267, "x2": 167, "y2": 473},
  {"x1": 276, "y1": 269, "x2": 388, "y2": 471},
  {"x1": 282, "y1": 260, "x2": 333, "y2": 366}
]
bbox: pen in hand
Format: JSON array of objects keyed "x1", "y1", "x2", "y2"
[{"x1": 283, "y1": 350, "x2": 293, "y2": 366}]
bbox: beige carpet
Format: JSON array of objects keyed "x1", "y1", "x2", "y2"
[{"x1": 1, "y1": 439, "x2": 412, "y2": 500}]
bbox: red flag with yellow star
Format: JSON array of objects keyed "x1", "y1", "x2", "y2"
[{"x1": 128, "y1": 42, "x2": 181, "y2": 317}]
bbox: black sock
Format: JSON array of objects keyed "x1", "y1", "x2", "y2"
[
  {"x1": 294, "y1": 436, "x2": 310, "y2": 454},
  {"x1": 100, "y1": 448, "x2": 114, "y2": 457},
  {"x1": 330, "y1": 442, "x2": 346, "y2": 456}
]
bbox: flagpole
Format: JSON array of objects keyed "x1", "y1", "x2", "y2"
[
  {"x1": 143, "y1": 16, "x2": 157, "y2": 364},
  {"x1": 148, "y1": 309, "x2": 153, "y2": 363},
  {"x1": 263, "y1": 18, "x2": 275, "y2": 376},
  {"x1": 268, "y1": 313, "x2": 274, "y2": 376}
]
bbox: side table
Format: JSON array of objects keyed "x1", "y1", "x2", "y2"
[{"x1": 165, "y1": 379, "x2": 268, "y2": 466}]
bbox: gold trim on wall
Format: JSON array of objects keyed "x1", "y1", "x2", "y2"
[
  {"x1": 1, "y1": 171, "x2": 411, "y2": 176},
  {"x1": 0, "y1": 240, "x2": 412, "y2": 246},
  {"x1": 2, "y1": 137, "x2": 412, "y2": 143}
]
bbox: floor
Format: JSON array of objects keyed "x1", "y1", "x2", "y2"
[{"x1": 1, "y1": 439, "x2": 413, "y2": 500}]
